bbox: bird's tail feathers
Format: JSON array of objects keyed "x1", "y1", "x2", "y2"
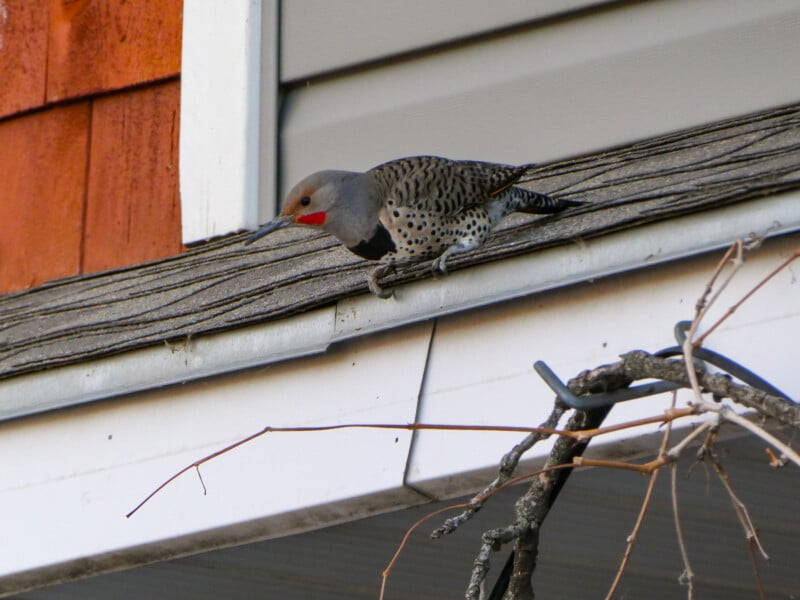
[{"x1": 511, "y1": 188, "x2": 584, "y2": 215}]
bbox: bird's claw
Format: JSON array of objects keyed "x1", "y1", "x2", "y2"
[
  {"x1": 368, "y1": 265, "x2": 396, "y2": 299},
  {"x1": 431, "y1": 256, "x2": 448, "y2": 279}
]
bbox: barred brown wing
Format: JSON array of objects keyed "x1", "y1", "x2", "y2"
[{"x1": 367, "y1": 156, "x2": 532, "y2": 215}]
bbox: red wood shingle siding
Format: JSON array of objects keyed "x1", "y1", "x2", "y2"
[
  {"x1": 84, "y1": 81, "x2": 182, "y2": 272},
  {"x1": 0, "y1": 0, "x2": 184, "y2": 293},
  {"x1": 47, "y1": 0, "x2": 183, "y2": 102},
  {"x1": 0, "y1": 3, "x2": 48, "y2": 117},
  {"x1": 0, "y1": 104, "x2": 89, "y2": 290}
]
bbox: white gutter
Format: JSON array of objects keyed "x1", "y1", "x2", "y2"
[{"x1": 1, "y1": 192, "x2": 798, "y2": 422}]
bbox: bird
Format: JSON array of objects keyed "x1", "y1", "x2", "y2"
[{"x1": 246, "y1": 156, "x2": 583, "y2": 298}]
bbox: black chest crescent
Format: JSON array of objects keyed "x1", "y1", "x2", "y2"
[{"x1": 348, "y1": 223, "x2": 396, "y2": 260}]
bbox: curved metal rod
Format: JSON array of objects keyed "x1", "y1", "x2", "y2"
[
  {"x1": 533, "y1": 361, "x2": 680, "y2": 410},
  {"x1": 534, "y1": 320, "x2": 794, "y2": 409},
  {"x1": 661, "y1": 320, "x2": 794, "y2": 401}
]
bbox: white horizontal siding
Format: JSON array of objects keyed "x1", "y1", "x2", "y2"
[
  {"x1": 0, "y1": 322, "x2": 434, "y2": 587},
  {"x1": 281, "y1": 0, "x2": 800, "y2": 196},
  {"x1": 280, "y1": 0, "x2": 611, "y2": 81},
  {"x1": 409, "y1": 233, "x2": 800, "y2": 492}
]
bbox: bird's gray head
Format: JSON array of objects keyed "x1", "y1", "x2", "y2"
[{"x1": 245, "y1": 170, "x2": 360, "y2": 244}]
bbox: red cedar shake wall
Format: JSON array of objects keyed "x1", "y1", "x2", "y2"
[{"x1": 0, "y1": 1, "x2": 184, "y2": 293}]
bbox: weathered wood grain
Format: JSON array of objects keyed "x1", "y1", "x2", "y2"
[
  {"x1": 1, "y1": 103, "x2": 799, "y2": 380},
  {"x1": 47, "y1": 0, "x2": 183, "y2": 101},
  {"x1": 0, "y1": 103, "x2": 90, "y2": 292},
  {"x1": 83, "y1": 80, "x2": 183, "y2": 272},
  {"x1": 0, "y1": 1, "x2": 48, "y2": 118}
]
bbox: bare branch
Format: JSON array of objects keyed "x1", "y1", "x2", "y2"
[
  {"x1": 604, "y1": 460, "x2": 661, "y2": 600},
  {"x1": 379, "y1": 502, "x2": 472, "y2": 600},
  {"x1": 605, "y1": 391, "x2": 678, "y2": 600},
  {"x1": 683, "y1": 240, "x2": 745, "y2": 408},
  {"x1": 695, "y1": 247, "x2": 800, "y2": 346},
  {"x1": 665, "y1": 420, "x2": 717, "y2": 460},
  {"x1": 693, "y1": 239, "x2": 745, "y2": 328},
  {"x1": 502, "y1": 405, "x2": 613, "y2": 599},
  {"x1": 128, "y1": 421, "x2": 589, "y2": 517},
  {"x1": 672, "y1": 462, "x2": 695, "y2": 599},
  {"x1": 433, "y1": 403, "x2": 566, "y2": 539},
  {"x1": 126, "y1": 426, "x2": 271, "y2": 518},
  {"x1": 599, "y1": 351, "x2": 800, "y2": 428},
  {"x1": 715, "y1": 406, "x2": 800, "y2": 468},
  {"x1": 475, "y1": 243, "x2": 799, "y2": 598},
  {"x1": 706, "y1": 445, "x2": 769, "y2": 561}
]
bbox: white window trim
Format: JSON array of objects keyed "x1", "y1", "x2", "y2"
[{"x1": 179, "y1": 0, "x2": 278, "y2": 242}]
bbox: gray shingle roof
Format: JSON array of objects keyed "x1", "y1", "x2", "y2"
[{"x1": 1, "y1": 103, "x2": 799, "y2": 381}]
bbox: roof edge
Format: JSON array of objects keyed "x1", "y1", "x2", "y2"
[{"x1": 2, "y1": 191, "x2": 798, "y2": 422}]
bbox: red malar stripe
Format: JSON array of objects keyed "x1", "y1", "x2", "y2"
[{"x1": 296, "y1": 212, "x2": 326, "y2": 226}]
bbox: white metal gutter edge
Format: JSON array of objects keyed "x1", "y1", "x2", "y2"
[
  {"x1": 1, "y1": 192, "x2": 798, "y2": 422},
  {"x1": 332, "y1": 193, "x2": 800, "y2": 339},
  {"x1": 0, "y1": 309, "x2": 336, "y2": 422}
]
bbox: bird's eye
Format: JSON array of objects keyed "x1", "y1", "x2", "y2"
[{"x1": 300, "y1": 196, "x2": 311, "y2": 206}]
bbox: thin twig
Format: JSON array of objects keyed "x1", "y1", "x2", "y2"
[
  {"x1": 695, "y1": 248, "x2": 800, "y2": 346},
  {"x1": 704, "y1": 444, "x2": 767, "y2": 599},
  {"x1": 671, "y1": 462, "x2": 695, "y2": 599},
  {"x1": 604, "y1": 465, "x2": 660, "y2": 600},
  {"x1": 715, "y1": 406, "x2": 800, "y2": 468},
  {"x1": 665, "y1": 420, "x2": 717, "y2": 460},
  {"x1": 126, "y1": 422, "x2": 571, "y2": 517},
  {"x1": 708, "y1": 450, "x2": 769, "y2": 560},
  {"x1": 679, "y1": 242, "x2": 796, "y2": 597},
  {"x1": 379, "y1": 502, "x2": 472, "y2": 600},
  {"x1": 129, "y1": 412, "x2": 698, "y2": 518},
  {"x1": 683, "y1": 240, "x2": 745, "y2": 405},
  {"x1": 127, "y1": 426, "x2": 271, "y2": 518},
  {"x1": 432, "y1": 403, "x2": 566, "y2": 539},
  {"x1": 575, "y1": 421, "x2": 714, "y2": 475},
  {"x1": 693, "y1": 240, "x2": 743, "y2": 329},
  {"x1": 383, "y1": 463, "x2": 578, "y2": 600},
  {"x1": 572, "y1": 456, "x2": 667, "y2": 474},
  {"x1": 605, "y1": 391, "x2": 678, "y2": 600},
  {"x1": 674, "y1": 240, "x2": 753, "y2": 600},
  {"x1": 572, "y1": 408, "x2": 696, "y2": 442}
]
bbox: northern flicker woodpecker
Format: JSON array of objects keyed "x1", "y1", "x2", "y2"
[{"x1": 246, "y1": 156, "x2": 582, "y2": 298}]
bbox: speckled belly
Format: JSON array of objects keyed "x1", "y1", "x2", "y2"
[{"x1": 380, "y1": 204, "x2": 493, "y2": 263}]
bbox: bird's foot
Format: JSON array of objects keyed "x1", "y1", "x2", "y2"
[
  {"x1": 431, "y1": 256, "x2": 449, "y2": 279},
  {"x1": 368, "y1": 264, "x2": 396, "y2": 299}
]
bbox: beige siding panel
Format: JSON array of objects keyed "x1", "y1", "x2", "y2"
[
  {"x1": 409, "y1": 233, "x2": 800, "y2": 493},
  {"x1": 0, "y1": 322, "x2": 434, "y2": 586},
  {"x1": 281, "y1": 0, "x2": 800, "y2": 196},
  {"x1": 280, "y1": 0, "x2": 610, "y2": 81}
]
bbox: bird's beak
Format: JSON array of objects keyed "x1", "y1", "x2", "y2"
[{"x1": 244, "y1": 215, "x2": 294, "y2": 245}]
